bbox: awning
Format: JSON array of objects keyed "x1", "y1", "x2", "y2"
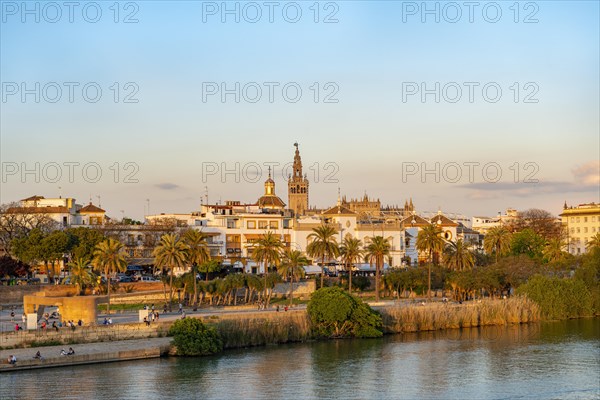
[{"x1": 127, "y1": 258, "x2": 154, "y2": 266}]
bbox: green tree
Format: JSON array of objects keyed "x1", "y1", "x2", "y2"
[
  {"x1": 251, "y1": 231, "x2": 283, "y2": 307},
  {"x1": 198, "y1": 260, "x2": 221, "y2": 282},
  {"x1": 168, "y1": 318, "x2": 223, "y2": 356},
  {"x1": 67, "y1": 257, "x2": 93, "y2": 295},
  {"x1": 41, "y1": 230, "x2": 71, "y2": 283},
  {"x1": 307, "y1": 286, "x2": 382, "y2": 338},
  {"x1": 484, "y1": 226, "x2": 512, "y2": 262},
  {"x1": 183, "y1": 229, "x2": 211, "y2": 309},
  {"x1": 278, "y1": 249, "x2": 308, "y2": 305},
  {"x1": 443, "y1": 239, "x2": 475, "y2": 271},
  {"x1": 340, "y1": 237, "x2": 363, "y2": 294},
  {"x1": 364, "y1": 236, "x2": 391, "y2": 302},
  {"x1": 66, "y1": 227, "x2": 105, "y2": 261},
  {"x1": 416, "y1": 224, "x2": 444, "y2": 300},
  {"x1": 92, "y1": 238, "x2": 127, "y2": 314},
  {"x1": 153, "y1": 234, "x2": 189, "y2": 309},
  {"x1": 543, "y1": 237, "x2": 568, "y2": 264},
  {"x1": 306, "y1": 224, "x2": 339, "y2": 289},
  {"x1": 510, "y1": 228, "x2": 545, "y2": 259}
]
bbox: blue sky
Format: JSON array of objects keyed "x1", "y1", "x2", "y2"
[{"x1": 1, "y1": 1, "x2": 599, "y2": 220}]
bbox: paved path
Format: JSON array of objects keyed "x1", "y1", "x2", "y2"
[{"x1": 0, "y1": 337, "x2": 172, "y2": 372}]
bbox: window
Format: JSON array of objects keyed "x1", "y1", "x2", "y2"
[
  {"x1": 577, "y1": 217, "x2": 580, "y2": 223},
  {"x1": 570, "y1": 228, "x2": 575, "y2": 234},
  {"x1": 258, "y1": 220, "x2": 268, "y2": 229},
  {"x1": 269, "y1": 220, "x2": 279, "y2": 229},
  {"x1": 570, "y1": 217, "x2": 574, "y2": 222},
  {"x1": 247, "y1": 220, "x2": 256, "y2": 229},
  {"x1": 577, "y1": 228, "x2": 580, "y2": 233},
  {"x1": 592, "y1": 216, "x2": 596, "y2": 222},
  {"x1": 584, "y1": 227, "x2": 588, "y2": 233},
  {"x1": 584, "y1": 217, "x2": 588, "y2": 223}
]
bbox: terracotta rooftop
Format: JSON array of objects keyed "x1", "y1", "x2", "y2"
[
  {"x1": 322, "y1": 205, "x2": 356, "y2": 215},
  {"x1": 79, "y1": 203, "x2": 105, "y2": 213}
]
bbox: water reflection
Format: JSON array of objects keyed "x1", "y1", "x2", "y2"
[{"x1": 3, "y1": 319, "x2": 599, "y2": 400}]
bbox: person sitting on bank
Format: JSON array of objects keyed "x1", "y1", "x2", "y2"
[
  {"x1": 33, "y1": 351, "x2": 43, "y2": 360},
  {"x1": 67, "y1": 347, "x2": 75, "y2": 355},
  {"x1": 143, "y1": 317, "x2": 150, "y2": 326},
  {"x1": 103, "y1": 317, "x2": 109, "y2": 325},
  {"x1": 8, "y1": 355, "x2": 17, "y2": 364},
  {"x1": 60, "y1": 349, "x2": 68, "y2": 356}
]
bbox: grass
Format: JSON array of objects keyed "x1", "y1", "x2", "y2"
[{"x1": 380, "y1": 297, "x2": 540, "y2": 333}]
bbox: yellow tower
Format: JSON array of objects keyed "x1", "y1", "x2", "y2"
[{"x1": 287, "y1": 143, "x2": 309, "y2": 216}]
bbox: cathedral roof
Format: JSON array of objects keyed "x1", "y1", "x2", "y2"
[{"x1": 257, "y1": 195, "x2": 286, "y2": 208}]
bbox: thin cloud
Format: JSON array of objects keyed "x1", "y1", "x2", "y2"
[
  {"x1": 572, "y1": 161, "x2": 600, "y2": 186},
  {"x1": 155, "y1": 183, "x2": 179, "y2": 190}
]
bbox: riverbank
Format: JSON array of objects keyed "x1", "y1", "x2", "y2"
[
  {"x1": 0, "y1": 337, "x2": 172, "y2": 372},
  {"x1": 0, "y1": 298, "x2": 543, "y2": 371}
]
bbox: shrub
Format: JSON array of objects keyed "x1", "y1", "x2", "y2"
[
  {"x1": 517, "y1": 275, "x2": 595, "y2": 319},
  {"x1": 307, "y1": 287, "x2": 382, "y2": 338},
  {"x1": 168, "y1": 318, "x2": 223, "y2": 356}
]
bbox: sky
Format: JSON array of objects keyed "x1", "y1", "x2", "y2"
[{"x1": 1, "y1": 0, "x2": 599, "y2": 220}]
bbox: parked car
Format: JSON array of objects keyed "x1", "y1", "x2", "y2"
[
  {"x1": 140, "y1": 276, "x2": 158, "y2": 282},
  {"x1": 118, "y1": 276, "x2": 134, "y2": 283}
]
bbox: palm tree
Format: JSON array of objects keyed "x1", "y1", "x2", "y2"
[
  {"x1": 543, "y1": 237, "x2": 567, "y2": 263},
  {"x1": 306, "y1": 224, "x2": 340, "y2": 288},
  {"x1": 278, "y1": 249, "x2": 308, "y2": 306},
  {"x1": 484, "y1": 226, "x2": 512, "y2": 262},
  {"x1": 340, "y1": 237, "x2": 363, "y2": 294},
  {"x1": 92, "y1": 238, "x2": 127, "y2": 315},
  {"x1": 183, "y1": 230, "x2": 211, "y2": 309},
  {"x1": 586, "y1": 233, "x2": 600, "y2": 251},
  {"x1": 416, "y1": 224, "x2": 444, "y2": 300},
  {"x1": 443, "y1": 239, "x2": 475, "y2": 271},
  {"x1": 67, "y1": 256, "x2": 93, "y2": 295},
  {"x1": 251, "y1": 231, "x2": 283, "y2": 307},
  {"x1": 153, "y1": 234, "x2": 189, "y2": 310},
  {"x1": 364, "y1": 236, "x2": 391, "y2": 302}
]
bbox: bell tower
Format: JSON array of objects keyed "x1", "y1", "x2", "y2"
[{"x1": 288, "y1": 142, "x2": 309, "y2": 216}]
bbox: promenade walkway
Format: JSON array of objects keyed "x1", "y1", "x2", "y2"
[{"x1": 0, "y1": 337, "x2": 172, "y2": 372}]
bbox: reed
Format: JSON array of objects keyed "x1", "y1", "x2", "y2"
[
  {"x1": 215, "y1": 312, "x2": 312, "y2": 349},
  {"x1": 380, "y1": 297, "x2": 540, "y2": 334}
]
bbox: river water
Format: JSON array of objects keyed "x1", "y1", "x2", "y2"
[{"x1": 2, "y1": 318, "x2": 599, "y2": 400}]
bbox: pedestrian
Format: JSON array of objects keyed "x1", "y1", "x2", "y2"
[
  {"x1": 22, "y1": 313, "x2": 26, "y2": 324},
  {"x1": 14, "y1": 323, "x2": 21, "y2": 331},
  {"x1": 178, "y1": 303, "x2": 183, "y2": 314},
  {"x1": 151, "y1": 304, "x2": 155, "y2": 312},
  {"x1": 163, "y1": 304, "x2": 168, "y2": 314},
  {"x1": 10, "y1": 310, "x2": 15, "y2": 322},
  {"x1": 181, "y1": 311, "x2": 186, "y2": 319},
  {"x1": 52, "y1": 321, "x2": 58, "y2": 332},
  {"x1": 284, "y1": 306, "x2": 288, "y2": 312},
  {"x1": 77, "y1": 319, "x2": 83, "y2": 326},
  {"x1": 155, "y1": 311, "x2": 159, "y2": 321},
  {"x1": 143, "y1": 304, "x2": 148, "y2": 310},
  {"x1": 8, "y1": 355, "x2": 16, "y2": 364},
  {"x1": 151, "y1": 312, "x2": 155, "y2": 322},
  {"x1": 143, "y1": 317, "x2": 150, "y2": 326},
  {"x1": 276, "y1": 305, "x2": 280, "y2": 312},
  {"x1": 41, "y1": 321, "x2": 47, "y2": 331}
]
